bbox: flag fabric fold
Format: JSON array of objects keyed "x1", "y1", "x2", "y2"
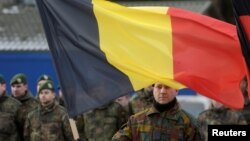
[{"x1": 36, "y1": 0, "x2": 247, "y2": 117}]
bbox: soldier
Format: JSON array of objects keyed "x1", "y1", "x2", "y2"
[
  {"x1": 76, "y1": 101, "x2": 128, "y2": 141},
  {"x1": 0, "y1": 74, "x2": 22, "y2": 141},
  {"x1": 10, "y1": 73, "x2": 39, "y2": 141},
  {"x1": 112, "y1": 82, "x2": 203, "y2": 141},
  {"x1": 198, "y1": 99, "x2": 247, "y2": 141},
  {"x1": 239, "y1": 76, "x2": 250, "y2": 124},
  {"x1": 128, "y1": 85, "x2": 153, "y2": 115},
  {"x1": 24, "y1": 81, "x2": 74, "y2": 141}
]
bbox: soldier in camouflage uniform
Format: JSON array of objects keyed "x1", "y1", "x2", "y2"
[
  {"x1": 198, "y1": 99, "x2": 247, "y2": 141},
  {"x1": 239, "y1": 76, "x2": 250, "y2": 124},
  {"x1": 241, "y1": 102, "x2": 250, "y2": 124},
  {"x1": 76, "y1": 101, "x2": 128, "y2": 141},
  {"x1": 24, "y1": 81, "x2": 74, "y2": 141},
  {"x1": 0, "y1": 74, "x2": 22, "y2": 141},
  {"x1": 10, "y1": 73, "x2": 39, "y2": 141},
  {"x1": 128, "y1": 85, "x2": 153, "y2": 115},
  {"x1": 112, "y1": 82, "x2": 203, "y2": 141}
]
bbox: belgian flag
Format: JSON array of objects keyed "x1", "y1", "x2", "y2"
[{"x1": 36, "y1": 0, "x2": 247, "y2": 117}]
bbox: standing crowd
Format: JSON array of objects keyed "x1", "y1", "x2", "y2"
[{"x1": 0, "y1": 73, "x2": 249, "y2": 141}]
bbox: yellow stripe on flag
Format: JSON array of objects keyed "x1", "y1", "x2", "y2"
[
  {"x1": 93, "y1": 0, "x2": 185, "y2": 90},
  {"x1": 130, "y1": 6, "x2": 169, "y2": 14}
]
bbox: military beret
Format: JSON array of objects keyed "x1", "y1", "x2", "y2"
[
  {"x1": 38, "y1": 80, "x2": 55, "y2": 93},
  {"x1": 0, "y1": 74, "x2": 5, "y2": 84},
  {"x1": 37, "y1": 74, "x2": 52, "y2": 83},
  {"x1": 10, "y1": 73, "x2": 27, "y2": 85}
]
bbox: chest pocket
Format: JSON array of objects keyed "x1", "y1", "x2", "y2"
[
  {"x1": 152, "y1": 127, "x2": 185, "y2": 141},
  {"x1": 41, "y1": 122, "x2": 61, "y2": 138},
  {"x1": 0, "y1": 112, "x2": 16, "y2": 135},
  {"x1": 30, "y1": 118, "x2": 62, "y2": 140}
]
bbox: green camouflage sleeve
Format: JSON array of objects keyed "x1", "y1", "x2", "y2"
[
  {"x1": 117, "y1": 104, "x2": 129, "y2": 128},
  {"x1": 62, "y1": 114, "x2": 75, "y2": 141},
  {"x1": 187, "y1": 116, "x2": 205, "y2": 141},
  {"x1": 188, "y1": 124, "x2": 204, "y2": 141},
  {"x1": 235, "y1": 110, "x2": 248, "y2": 124},
  {"x1": 75, "y1": 115, "x2": 88, "y2": 140},
  {"x1": 23, "y1": 115, "x2": 31, "y2": 141}
]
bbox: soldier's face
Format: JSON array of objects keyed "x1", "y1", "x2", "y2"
[
  {"x1": 153, "y1": 83, "x2": 178, "y2": 104},
  {"x1": 0, "y1": 83, "x2": 6, "y2": 96},
  {"x1": 39, "y1": 89, "x2": 55, "y2": 106},
  {"x1": 115, "y1": 95, "x2": 130, "y2": 107},
  {"x1": 11, "y1": 83, "x2": 27, "y2": 97}
]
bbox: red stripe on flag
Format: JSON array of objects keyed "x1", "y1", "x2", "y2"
[
  {"x1": 239, "y1": 15, "x2": 250, "y2": 41},
  {"x1": 167, "y1": 8, "x2": 245, "y2": 108}
]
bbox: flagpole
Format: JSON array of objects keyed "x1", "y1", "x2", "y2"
[{"x1": 69, "y1": 118, "x2": 80, "y2": 141}]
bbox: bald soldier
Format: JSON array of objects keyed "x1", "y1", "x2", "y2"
[{"x1": 112, "y1": 82, "x2": 203, "y2": 141}]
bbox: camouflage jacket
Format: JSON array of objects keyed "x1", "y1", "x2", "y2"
[
  {"x1": 128, "y1": 88, "x2": 153, "y2": 115},
  {"x1": 0, "y1": 92, "x2": 21, "y2": 141},
  {"x1": 76, "y1": 102, "x2": 128, "y2": 141},
  {"x1": 13, "y1": 91, "x2": 39, "y2": 141},
  {"x1": 112, "y1": 102, "x2": 203, "y2": 141},
  {"x1": 240, "y1": 104, "x2": 250, "y2": 124},
  {"x1": 198, "y1": 107, "x2": 247, "y2": 141},
  {"x1": 24, "y1": 101, "x2": 74, "y2": 141}
]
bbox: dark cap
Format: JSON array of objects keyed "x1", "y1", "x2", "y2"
[
  {"x1": 37, "y1": 74, "x2": 52, "y2": 83},
  {"x1": 0, "y1": 74, "x2": 5, "y2": 84},
  {"x1": 38, "y1": 80, "x2": 55, "y2": 93},
  {"x1": 10, "y1": 73, "x2": 27, "y2": 85}
]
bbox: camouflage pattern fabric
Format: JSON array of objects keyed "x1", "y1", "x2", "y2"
[
  {"x1": 55, "y1": 96, "x2": 65, "y2": 107},
  {"x1": 128, "y1": 88, "x2": 153, "y2": 115},
  {"x1": 24, "y1": 101, "x2": 74, "y2": 141},
  {"x1": 112, "y1": 102, "x2": 203, "y2": 141},
  {"x1": 0, "y1": 92, "x2": 21, "y2": 141},
  {"x1": 76, "y1": 102, "x2": 128, "y2": 141},
  {"x1": 198, "y1": 107, "x2": 247, "y2": 141},
  {"x1": 240, "y1": 104, "x2": 250, "y2": 124},
  {"x1": 13, "y1": 91, "x2": 39, "y2": 141}
]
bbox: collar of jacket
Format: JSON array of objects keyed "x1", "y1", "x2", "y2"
[
  {"x1": 39, "y1": 100, "x2": 57, "y2": 115},
  {"x1": 146, "y1": 101, "x2": 181, "y2": 121},
  {"x1": 0, "y1": 91, "x2": 8, "y2": 103},
  {"x1": 12, "y1": 91, "x2": 33, "y2": 102}
]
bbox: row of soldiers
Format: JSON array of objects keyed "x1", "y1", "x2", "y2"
[
  {"x1": 0, "y1": 73, "x2": 75, "y2": 141},
  {"x1": 0, "y1": 73, "x2": 131, "y2": 141},
  {"x1": 1, "y1": 72, "x2": 250, "y2": 141},
  {"x1": 115, "y1": 78, "x2": 250, "y2": 141}
]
